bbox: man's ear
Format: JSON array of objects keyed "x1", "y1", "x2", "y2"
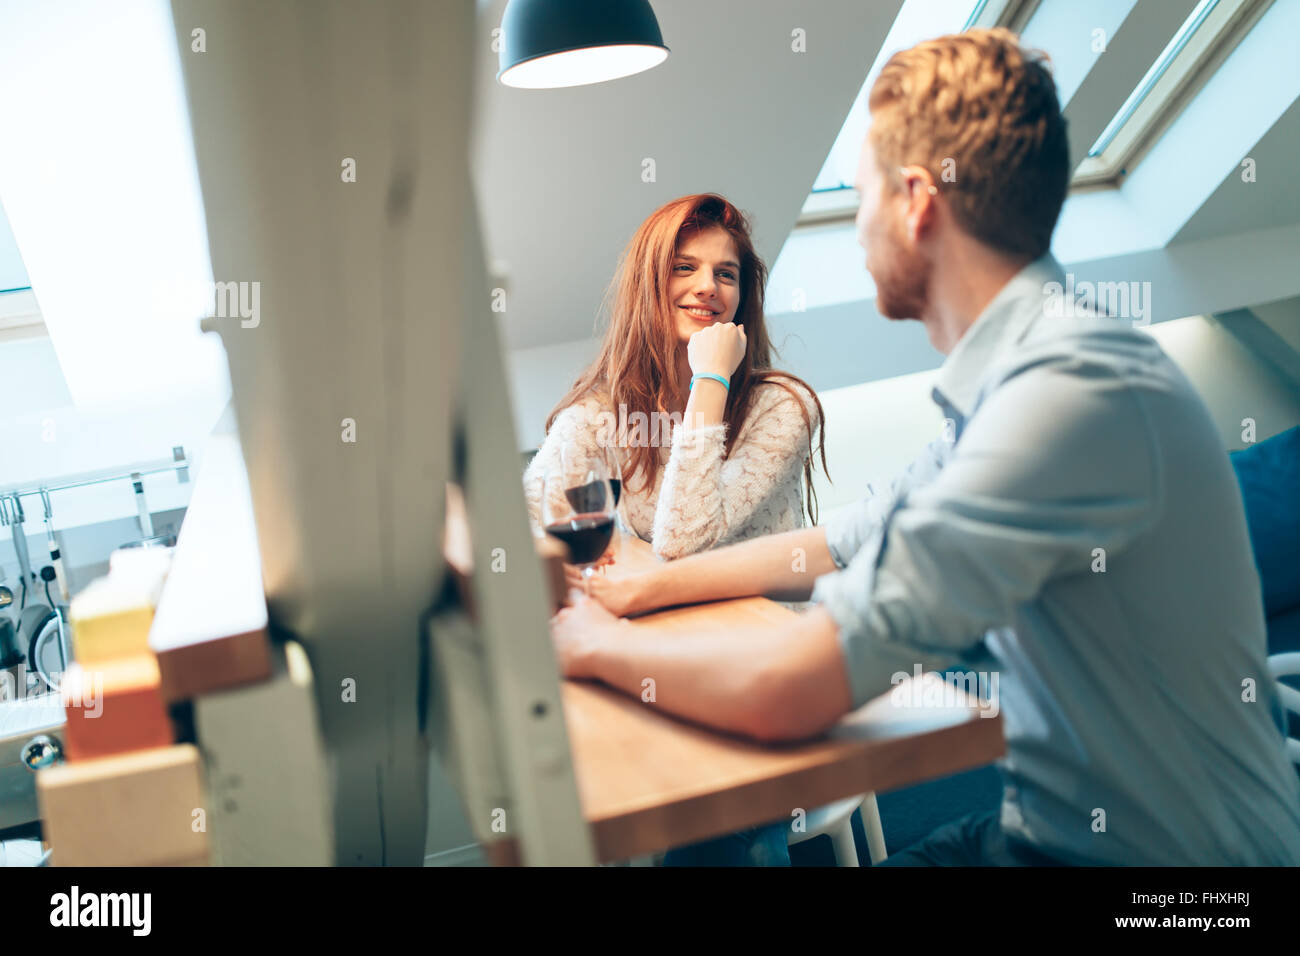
[
  {"x1": 898, "y1": 165, "x2": 939, "y2": 242},
  {"x1": 906, "y1": 189, "x2": 937, "y2": 243}
]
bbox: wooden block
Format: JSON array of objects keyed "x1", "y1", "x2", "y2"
[
  {"x1": 37, "y1": 744, "x2": 211, "y2": 866},
  {"x1": 194, "y1": 641, "x2": 333, "y2": 865},
  {"x1": 69, "y1": 578, "x2": 155, "y2": 664},
  {"x1": 61, "y1": 656, "x2": 173, "y2": 761}
]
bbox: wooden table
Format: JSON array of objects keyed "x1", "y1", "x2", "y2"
[
  {"x1": 562, "y1": 530, "x2": 1005, "y2": 862},
  {"x1": 152, "y1": 458, "x2": 1003, "y2": 864}
]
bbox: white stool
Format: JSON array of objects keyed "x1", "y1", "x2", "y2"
[{"x1": 787, "y1": 792, "x2": 887, "y2": 866}]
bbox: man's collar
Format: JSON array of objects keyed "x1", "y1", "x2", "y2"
[{"x1": 931, "y1": 253, "x2": 1065, "y2": 420}]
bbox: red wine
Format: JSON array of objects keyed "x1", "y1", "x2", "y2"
[
  {"x1": 545, "y1": 515, "x2": 614, "y2": 565},
  {"x1": 565, "y1": 479, "x2": 617, "y2": 514}
]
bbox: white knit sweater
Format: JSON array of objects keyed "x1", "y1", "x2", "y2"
[{"x1": 524, "y1": 380, "x2": 819, "y2": 560}]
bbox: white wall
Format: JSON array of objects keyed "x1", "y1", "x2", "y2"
[
  {"x1": 1152, "y1": 315, "x2": 1300, "y2": 450},
  {"x1": 1251, "y1": 295, "x2": 1300, "y2": 355},
  {"x1": 505, "y1": 336, "x2": 598, "y2": 452},
  {"x1": 810, "y1": 368, "x2": 944, "y2": 522}
]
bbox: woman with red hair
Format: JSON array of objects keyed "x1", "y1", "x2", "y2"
[
  {"x1": 523, "y1": 194, "x2": 827, "y2": 867},
  {"x1": 524, "y1": 193, "x2": 827, "y2": 563}
]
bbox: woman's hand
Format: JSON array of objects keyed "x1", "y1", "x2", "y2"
[
  {"x1": 563, "y1": 563, "x2": 644, "y2": 618},
  {"x1": 561, "y1": 547, "x2": 614, "y2": 596},
  {"x1": 687, "y1": 321, "x2": 747, "y2": 379}
]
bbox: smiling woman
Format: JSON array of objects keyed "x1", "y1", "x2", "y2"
[
  {"x1": 523, "y1": 193, "x2": 829, "y2": 561},
  {"x1": 668, "y1": 228, "x2": 743, "y2": 344}
]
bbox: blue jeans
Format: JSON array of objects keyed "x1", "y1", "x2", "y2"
[{"x1": 662, "y1": 821, "x2": 791, "y2": 867}]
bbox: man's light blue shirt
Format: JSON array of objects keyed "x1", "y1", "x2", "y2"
[{"x1": 811, "y1": 254, "x2": 1300, "y2": 865}]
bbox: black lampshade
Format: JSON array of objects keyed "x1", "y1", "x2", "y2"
[{"x1": 498, "y1": 0, "x2": 670, "y2": 89}]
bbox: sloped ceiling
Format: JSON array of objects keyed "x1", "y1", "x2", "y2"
[
  {"x1": 1174, "y1": 96, "x2": 1300, "y2": 244},
  {"x1": 471, "y1": 0, "x2": 901, "y2": 350}
]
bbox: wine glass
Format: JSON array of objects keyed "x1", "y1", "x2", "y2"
[
  {"x1": 541, "y1": 451, "x2": 616, "y2": 596},
  {"x1": 602, "y1": 443, "x2": 623, "y2": 511},
  {"x1": 601, "y1": 442, "x2": 625, "y2": 544}
]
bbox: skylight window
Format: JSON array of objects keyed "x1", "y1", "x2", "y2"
[
  {"x1": 1072, "y1": 0, "x2": 1270, "y2": 186},
  {"x1": 0, "y1": 201, "x2": 31, "y2": 293},
  {"x1": 1085, "y1": 0, "x2": 1217, "y2": 159},
  {"x1": 0, "y1": 0, "x2": 223, "y2": 402},
  {"x1": 799, "y1": 0, "x2": 1035, "y2": 224}
]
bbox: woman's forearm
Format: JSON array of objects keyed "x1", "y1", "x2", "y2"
[
  {"x1": 682, "y1": 376, "x2": 728, "y2": 430},
  {"x1": 625, "y1": 525, "x2": 838, "y2": 614}
]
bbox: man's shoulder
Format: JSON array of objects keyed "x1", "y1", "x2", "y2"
[
  {"x1": 991, "y1": 311, "x2": 1182, "y2": 398},
  {"x1": 1019, "y1": 308, "x2": 1161, "y2": 357},
  {"x1": 966, "y1": 312, "x2": 1215, "y2": 479}
]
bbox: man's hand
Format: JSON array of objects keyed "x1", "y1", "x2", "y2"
[{"x1": 550, "y1": 590, "x2": 623, "y2": 678}]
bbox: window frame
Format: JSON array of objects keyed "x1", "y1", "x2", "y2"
[
  {"x1": 1072, "y1": 0, "x2": 1273, "y2": 187},
  {"x1": 0, "y1": 289, "x2": 44, "y2": 341}
]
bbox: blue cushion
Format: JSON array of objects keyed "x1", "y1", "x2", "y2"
[
  {"x1": 1268, "y1": 603, "x2": 1300, "y2": 657},
  {"x1": 1230, "y1": 425, "x2": 1300, "y2": 617}
]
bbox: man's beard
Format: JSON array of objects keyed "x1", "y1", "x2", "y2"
[{"x1": 871, "y1": 218, "x2": 931, "y2": 320}]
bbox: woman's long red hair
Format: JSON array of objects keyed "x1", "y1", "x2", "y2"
[{"x1": 546, "y1": 194, "x2": 829, "y2": 522}]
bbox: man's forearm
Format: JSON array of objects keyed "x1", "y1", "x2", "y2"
[
  {"x1": 580, "y1": 606, "x2": 853, "y2": 741},
  {"x1": 627, "y1": 525, "x2": 838, "y2": 615}
]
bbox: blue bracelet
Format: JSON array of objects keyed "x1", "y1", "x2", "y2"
[{"x1": 690, "y1": 373, "x2": 730, "y2": 392}]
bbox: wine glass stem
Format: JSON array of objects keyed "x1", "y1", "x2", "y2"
[{"x1": 582, "y1": 566, "x2": 594, "y2": 597}]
